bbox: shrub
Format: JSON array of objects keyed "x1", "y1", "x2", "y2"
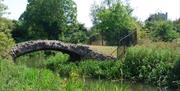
[
  {"x1": 172, "y1": 56, "x2": 180, "y2": 89},
  {"x1": 79, "y1": 60, "x2": 101, "y2": 77},
  {"x1": 0, "y1": 32, "x2": 15, "y2": 58},
  {"x1": 45, "y1": 52, "x2": 69, "y2": 65},
  {"x1": 79, "y1": 60, "x2": 123, "y2": 79},
  {"x1": 0, "y1": 18, "x2": 14, "y2": 37},
  {"x1": 57, "y1": 63, "x2": 77, "y2": 76},
  {"x1": 44, "y1": 52, "x2": 69, "y2": 71},
  {"x1": 123, "y1": 46, "x2": 175, "y2": 86},
  {"x1": 173, "y1": 56, "x2": 180, "y2": 77}
]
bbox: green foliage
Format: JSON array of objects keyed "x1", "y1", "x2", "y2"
[
  {"x1": 1, "y1": 58, "x2": 130, "y2": 91},
  {"x1": 37, "y1": 52, "x2": 123, "y2": 79},
  {"x1": 150, "y1": 20, "x2": 177, "y2": 41},
  {"x1": 68, "y1": 31, "x2": 89, "y2": 43},
  {"x1": 0, "y1": 17, "x2": 15, "y2": 58},
  {"x1": 173, "y1": 56, "x2": 180, "y2": 88},
  {"x1": 0, "y1": 59, "x2": 62, "y2": 91},
  {"x1": 45, "y1": 52, "x2": 69, "y2": 65},
  {"x1": 45, "y1": 58, "x2": 123, "y2": 79},
  {"x1": 174, "y1": 56, "x2": 180, "y2": 78},
  {"x1": 13, "y1": 1, "x2": 89, "y2": 44},
  {"x1": 19, "y1": 0, "x2": 77, "y2": 40},
  {"x1": 0, "y1": 18, "x2": 14, "y2": 36},
  {"x1": 79, "y1": 60, "x2": 123, "y2": 79},
  {"x1": 79, "y1": 61, "x2": 100, "y2": 77},
  {"x1": 45, "y1": 53, "x2": 70, "y2": 73},
  {"x1": 11, "y1": 46, "x2": 180, "y2": 89},
  {"x1": 0, "y1": 32, "x2": 15, "y2": 58},
  {"x1": 144, "y1": 13, "x2": 177, "y2": 42},
  {"x1": 64, "y1": 24, "x2": 89, "y2": 44},
  {"x1": 91, "y1": 0, "x2": 137, "y2": 45},
  {"x1": 57, "y1": 63, "x2": 77, "y2": 76},
  {"x1": 173, "y1": 18, "x2": 180, "y2": 32},
  {"x1": 123, "y1": 46, "x2": 177, "y2": 87},
  {"x1": 11, "y1": 20, "x2": 29, "y2": 42}
]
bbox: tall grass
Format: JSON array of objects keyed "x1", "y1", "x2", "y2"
[
  {"x1": 1, "y1": 51, "x2": 129, "y2": 91},
  {"x1": 123, "y1": 47, "x2": 175, "y2": 86},
  {"x1": 0, "y1": 58, "x2": 129, "y2": 91},
  {"x1": 0, "y1": 58, "x2": 62, "y2": 91},
  {"x1": 123, "y1": 46, "x2": 179, "y2": 88},
  {"x1": 78, "y1": 60, "x2": 123, "y2": 79}
]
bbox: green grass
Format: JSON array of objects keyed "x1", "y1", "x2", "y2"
[
  {"x1": 0, "y1": 59, "x2": 62, "y2": 91},
  {"x1": 0, "y1": 58, "x2": 129, "y2": 91},
  {"x1": 89, "y1": 45, "x2": 117, "y2": 57},
  {"x1": 89, "y1": 41, "x2": 180, "y2": 58}
]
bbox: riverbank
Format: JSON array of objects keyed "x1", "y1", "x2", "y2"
[
  {"x1": 2, "y1": 46, "x2": 180, "y2": 89},
  {"x1": 14, "y1": 45, "x2": 180, "y2": 90},
  {"x1": 0, "y1": 59, "x2": 177, "y2": 91}
]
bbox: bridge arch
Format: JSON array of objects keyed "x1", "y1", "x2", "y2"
[{"x1": 10, "y1": 40, "x2": 115, "y2": 61}]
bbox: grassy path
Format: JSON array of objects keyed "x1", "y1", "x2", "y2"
[{"x1": 89, "y1": 45, "x2": 117, "y2": 57}]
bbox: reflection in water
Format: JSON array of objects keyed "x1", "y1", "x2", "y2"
[{"x1": 84, "y1": 78, "x2": 176, "y2": 91}]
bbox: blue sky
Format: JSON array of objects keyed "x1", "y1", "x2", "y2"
[{"x1": 3, "y1": 0, "x2": 180, "y2": 28}]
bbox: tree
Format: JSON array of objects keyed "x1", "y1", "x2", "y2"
[
  {"x1": 11, "y1": 20, "x2": 28, "y2": 42},
  {"x1": 149, "y1": 20, "x2": 177, "y2": 42},
  {"x1": 0, "y1": 18, "x2": 14, "y2": 37},
  {"x1": 173, "y1": 18, "x2": 180, "y2": 32},
  {"x1": 144, "y1": 12, "x2": 177, "y2": 42},
  {"x1": 91, "y1": 0, "x2": 137, "y2": 45},
  {"x1": 145, "y1": 12, "x2": 168, "y2": 32},
  {"x1": 63, "y1": 23, "x2": 89, "y2": 44},
  {"x1": 145, "y1": 12, "x2": 168, "y2": 22},
  {"x1": 90, "y1": 2, "x2": 102, "y2": 25},
  {"x1": 19, "y1": 0, "x2": 77, "y2": 40}
]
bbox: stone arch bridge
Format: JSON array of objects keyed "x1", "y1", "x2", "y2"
[{"x1": 10, "y1": 40, "x2": 115, "y2": 61}]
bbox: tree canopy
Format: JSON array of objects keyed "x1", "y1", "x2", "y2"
[
  {"x1": 19, "y1": 0, "x2": 77, "y2": 40},
  {"x1": 0, "y1": 18, "x2": 14, "y2": 37},
  {"x1": 144, "y1": 12, "x2": 178, "y2": 42},
  {"x1": 150, "y1": 20, "x2": 177, "y2": 42},
  {"x1": 174, "y1": 18, "x2": 180, "y2": 32},
  {"x1": 91, "y1": 0, "x2": 137, "y2": 45}
]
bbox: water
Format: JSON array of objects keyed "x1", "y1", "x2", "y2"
[{"x1": 83, "y1": 78, "x2": 176, "y2": 91}]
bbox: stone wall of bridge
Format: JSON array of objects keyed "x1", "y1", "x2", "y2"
[{"x1": 10, "y1": 40, "x2": 115, "y2": 61}]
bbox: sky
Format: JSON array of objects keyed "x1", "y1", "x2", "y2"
[{"x1": 2, "y1": 0, "x2": 180, "y2": 28}]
